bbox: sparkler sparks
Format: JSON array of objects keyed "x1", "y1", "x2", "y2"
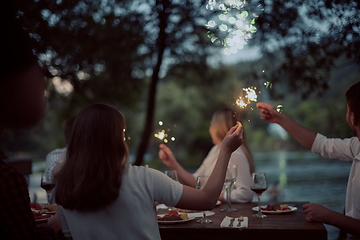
[
  {"x1": 154, "y1": 121, "x2": 176, "y2": 143},
  {"x1": 264, "y1": 81, "x2": 272, "y2": 89},
  {"x1": 235, "y1": 86, "x2": 258, "y2": 109}
]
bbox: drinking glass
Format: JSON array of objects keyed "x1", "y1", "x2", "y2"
[
  {"x1": 195, "y1": 176, "x2": 212, "y2": 223},
  {"x1": 251, "y1": 173, "x2": 268, "y2": 218},
  {"x1": 164, "y1": 170, "x2": 178, "y2": 182},
  {"x1": 220, "y1": 165, "x2": 238, "y2": 212},
  {"x1": 40, "y1": 173, "x2": 55, "y2": 203},
  {"x1": 165, "y1": 170, "x2": 178, "y2": 210}
]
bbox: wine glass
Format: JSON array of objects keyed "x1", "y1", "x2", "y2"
[
  {"x1": 251, "y1": 173, "x2": 268, "y2": 218},
  {"x1": 220, "y1": 165, "x2": 238, "y2": 212},
  {"x1": 164, "y1": 170, "x2": 178, "y2": 182},
  {"x1": 195, "y1": 176, "x2": 212, "y2": 224},
  {"x1": 40, "y1": 173, "x2": 56, "y2": 203},
  {"x1": 165, "y1": 170, "x2": 178, "y2": 210}
]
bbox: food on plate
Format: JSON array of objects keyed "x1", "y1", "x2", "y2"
[
  {"x1": 31, "y1": 209, "x2": 52, "y2": 220},
  {"x1": 174, "y1": 208, "x2": 201, "y2": 213},
  {"x1": 158, "y1": 210, "x2": 188, "y2": 221},
  {"x1": 30, "y1": 203, "x2": 42, "y2": 210},
  {"x1": 261, "y1": 204, "x2": 291, "y2": 211},
  {"x1": 40, "y1": 204, "x2": 58, "y2": 213}
]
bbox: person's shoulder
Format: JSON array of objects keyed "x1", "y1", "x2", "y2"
[
  {"x1": 127, "y1": 165, "x2": 165, "y2": 180},
  {"x1": 46, "y1": 148, "x2": 66, "y2": 157},
  {"x1": 127, "y1": 164, "x2": 153, "y2": 174},
  {"x1": 232, "y1": 146, "x2": 247, "y2": 156},
  {"x1": 0, "y1": 160, "x2": 25, "y2": 183},
  {"x1": 208, "y1": 144, "x2": 220, "y2": 154}
]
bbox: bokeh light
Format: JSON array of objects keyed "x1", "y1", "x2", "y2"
[{"x1": 205, "y1": 0, "x2": 263, "y2": 55}]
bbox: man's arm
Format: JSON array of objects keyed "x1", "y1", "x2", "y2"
[
  {"x1": 303, "y1": 203, "x2": 360, "y2": 237},
  {"x1": 256, "y1": 102, "x2": 317, "y2": 150}
]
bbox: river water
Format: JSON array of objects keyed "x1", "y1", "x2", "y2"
[{"x1": 29, "y1": 150, "x2": 351, "y2": 240}]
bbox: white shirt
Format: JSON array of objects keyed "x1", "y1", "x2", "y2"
[
  {"x1": 312, "y1": 133, "x2": 360, "y2": 239},
  {"x1": 58, "y1": 164, "x2": 183, "y2": 240},
  {"x1": 45, "y1": 147, "x2": 66, "y2": 204},
  {"x1": 193, "y1": 145, "x2": 254, "y2": 203}
]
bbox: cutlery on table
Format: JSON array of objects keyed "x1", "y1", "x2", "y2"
[
  {"x1": 237, "y1": 216, "x2": 244, "y2": 227},
  {"x1": 228, "y1": 218, "x2": 235, "y2": 227}
]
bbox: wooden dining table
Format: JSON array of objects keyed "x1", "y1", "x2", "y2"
[{"x1": 158, "y1": 202, "x2": 327, "y2": 240}]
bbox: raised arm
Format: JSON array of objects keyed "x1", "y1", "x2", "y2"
[
  {"x1": 158, "y1": 144, "x2": 196, "y2": 187},
  {"x1": 175, "y1": 123, "x2": 243, "y2": 210},
  {"x1": 256, "y1": 102, "x2": 317, "y2": 150}
]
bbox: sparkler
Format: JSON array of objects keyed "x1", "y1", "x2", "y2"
[
  {"x1": 154, "y1": 121, "x2": 176, "y2": 144},
  {"x1": 235, "y1": 86, "x2": 258, "y2": 109},
  {"x1": 123, "y1": 129, "x2": 131, "y2": 141},
  {"x1": 233, "y1": 86, "x2": 259, "y2": 123}
]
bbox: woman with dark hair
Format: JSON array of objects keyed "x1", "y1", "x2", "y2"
[
  {"x1": 159, "y1": 107, "x2": 254, "y2": 203},
  {"x1": 55, "y1": 103, "x2": 244, "y2": 239},
  {"x1": 45, "y1": 116, "x2": 76, "y2": 204}
]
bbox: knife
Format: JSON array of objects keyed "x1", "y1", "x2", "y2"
[{"x1": 237, "y1": 216, "x2": 244, "y2": 227}]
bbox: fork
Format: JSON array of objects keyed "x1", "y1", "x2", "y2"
[
  {"x1": 237, "y1": 216, "x2": 244, "y2": 227},
  {"x1": 228, "y1": 218, "x2": 235, "y2": 227}
]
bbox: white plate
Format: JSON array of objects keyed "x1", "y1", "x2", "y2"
[
  {"x1": 252, "y1": 205, "x2": 297, "y2": 214},
  {"x1": 40, "y1": 211, "x2": 57, "y2": 214},
  {"x1": 157, "y1": 215, "x2": 195, "y2": 224},
  {"x1": 216, "y1": 200, "x2": 221, "y2": 206},
  {"x1": 35, "y1": 214, "x2": 53, "y2": 222}
]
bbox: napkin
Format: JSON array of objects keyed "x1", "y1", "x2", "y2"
[
  {"x1": 220, "y1": 216, "x2": 248, "y2": 228},
  {"x1": 156, "y1": 204, "x2": 168, "y2": 210}
]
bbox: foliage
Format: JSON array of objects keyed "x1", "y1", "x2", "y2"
[
  {"x1": 247, "y1": 0, "x2": 360, "y2": 98},
  {"x1": 2, "y1": 0, "x2": 359, "y2": 168}
]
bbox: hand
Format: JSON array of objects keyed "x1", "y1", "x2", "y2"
[
  {"x1": 221, "y1": 122, "x2": 243, "y2": 153},
  {"x1": 256, "y1": 102, "x2": 282, "y2": 124},
  {"x1": 302, "y1": 203, "x2": 334, "y2": 223},
  {"x1": 47, "y1": 212, "x2": 62, "y2": 233},
  {"x1": 158, "y1": 144, "x2": 177, "y2": 168}
]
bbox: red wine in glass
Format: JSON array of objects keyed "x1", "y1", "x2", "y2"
[
  {"x1": 251, "y1": 187, "x2": 268, "y2": 196},
  {"x1": 251, "y1": 173, "x2": 268, "y2": 218},
  {"x1": 40, "y1": 173, "x2": 55, "y2": 195},
  {"x1": 41, "y1": 182, "x2": 56, "y2": 192}
]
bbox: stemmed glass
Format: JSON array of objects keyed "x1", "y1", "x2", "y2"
[
  {"x1": 221, "y1": 165, "x2": 238, "y2": 212},
  {"x1": 195, "y1": 176, "x2": 212, "y2": 224},
  {"x1": 251, "y1": 173, "x2": 268, "y2": 218},
  {"x1": 165, "y1": 170, "x2": 178, "y2": 210},
  {"x1": 40, "y1": 173, "x2": 56, "y2": 204}
]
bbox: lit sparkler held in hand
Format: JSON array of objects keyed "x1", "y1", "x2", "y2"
[{"x1": 154, "y1": 121, "x2": 176, "y2": 144}]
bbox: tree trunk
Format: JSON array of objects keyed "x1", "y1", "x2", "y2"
[{"x1": 134, "y1": 0, "x2": 170, "y2": 166}]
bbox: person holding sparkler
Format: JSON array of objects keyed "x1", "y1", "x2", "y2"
[
  {"x1": 256, "y1": 81, "x2": 360, "y2": 238},
  {"x1": 55, "y1": 103, "x2": 244, "y2": 239},
  {"x1": 159, "y1": 107, "x2": 254, "y2": 203}
]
